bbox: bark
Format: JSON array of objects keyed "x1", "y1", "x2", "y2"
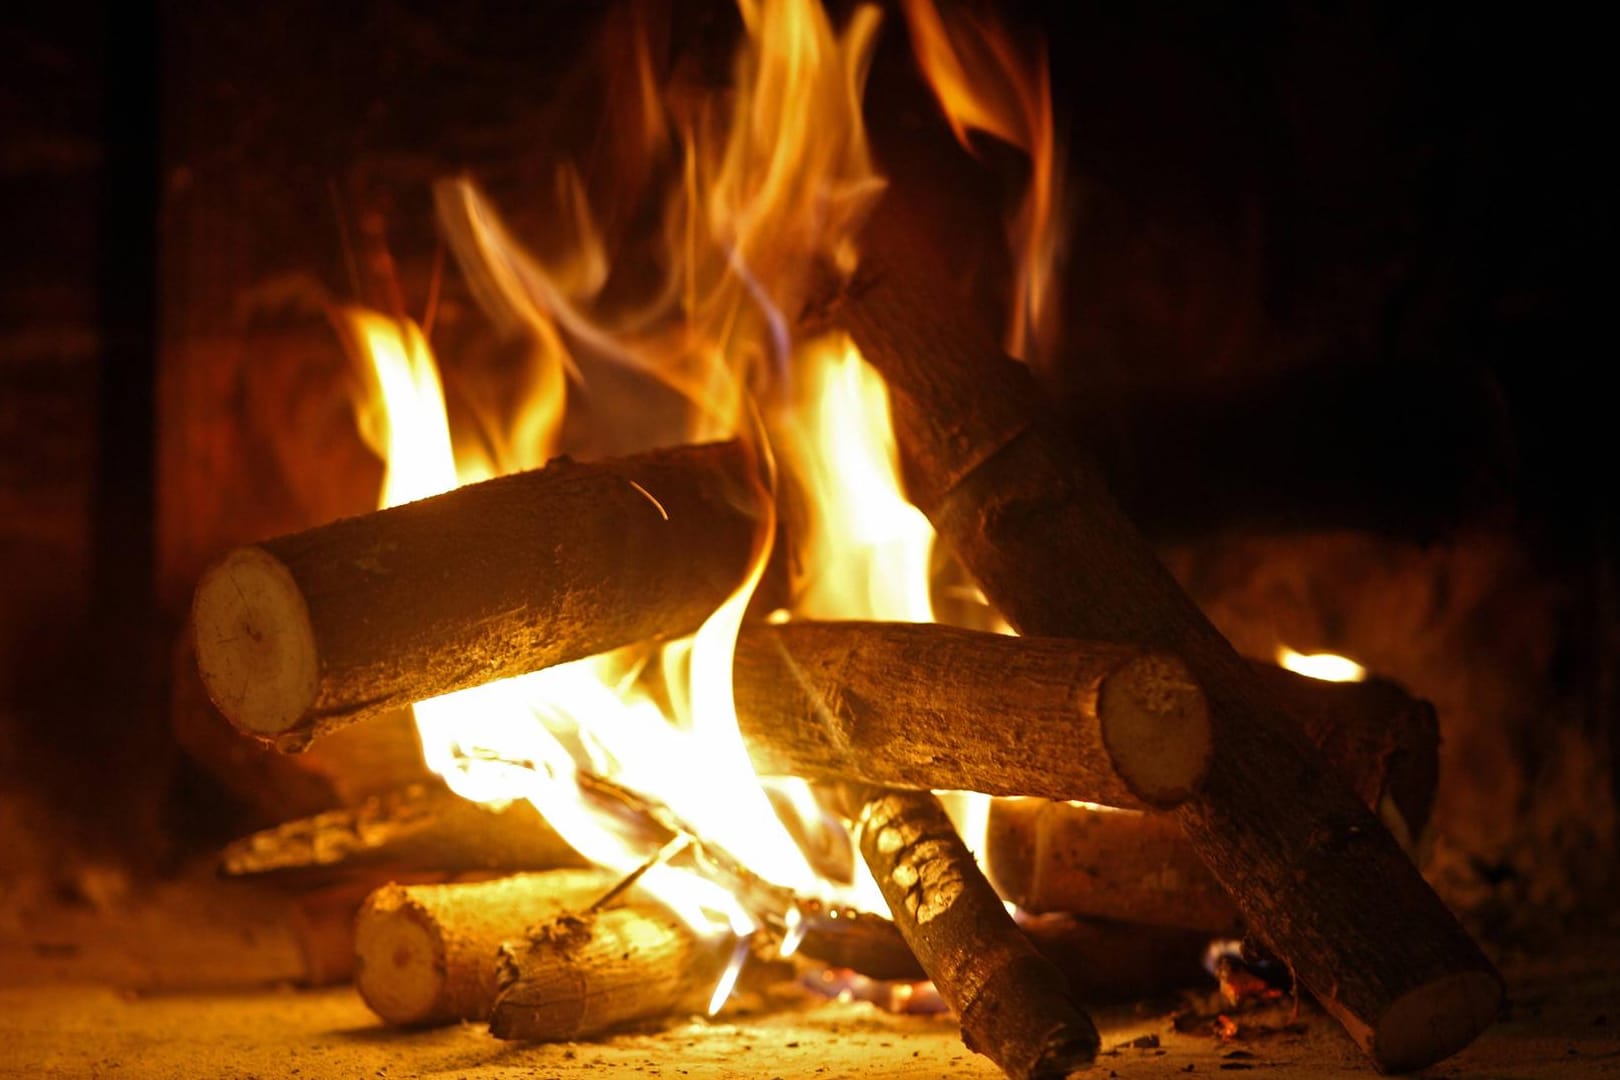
[
  {"x1": 987, "y1": 663, "x2": 1441, "y2": 932},
  {"x1": 832, "y1": 205, "x2": 1501, "y2": 1072},
  {"x1": 192, "y1": 440, "x2": 761, "y2": 745},
  {"x1": 219, "y1": 783, "x2": 588, "y2": 887},
  {"x1": 354, "y1": 870, "x2": 616, "y2": 1026},
  {"x1": 489, "y1": 905, "x2": 731, "y2": 1042},
  {"x1": 733, "y1": 621, "x2": 1210, "y2": 809},
  {"x1": 854, "y1": 786, "x2": 1099, "y2": 1080}
]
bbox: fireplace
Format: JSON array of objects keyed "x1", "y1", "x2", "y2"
[{"x1": 2, "y1": 2, "x2": 1615, "y2": 1078}]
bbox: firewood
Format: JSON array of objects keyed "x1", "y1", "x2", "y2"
[
  {"x1": 987, "y1": 800, "x2": 1235, "y2": 933},
  {"x1": 354, "y1": 870, "x2": 616, "y2": 1026},
  {"x1": 854, "y1": 786, "x2": 1099, "y2": 1080},
  {"x1": 489, "y1": 905, "x2": 734, "y2": 1042},
  {"x1": 192, "y1": 440, "x2": 761, "y2": 745},
  {"x1": 733, "y1": 621, "x2": 1211, "y2": 808},
  {"x1": 987, "y1": 664, "x2": 1442, "y2": 931},
  {"x1": 219, "y1": 783, "x2": 588, "y2": 887},
  {"x1": 1253, "y1": 663, "x2": 1440, "y2": 842},
  {"x1": 831, "y1": 205, "x2": 1502, "y2": 1072}
]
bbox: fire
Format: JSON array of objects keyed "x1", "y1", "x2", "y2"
[
  {"x1": 1276, "y1": 646, "x2": 1368, "y2": 683},
  {"x1": 898, "y1": 0, "x2": 1066, "y2": 369},
  {"x1": 328, "y1": 0, "x2": 1059, "y2": 1010}
]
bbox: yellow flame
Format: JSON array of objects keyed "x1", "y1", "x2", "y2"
[
  {"x1": 329, "y1": 0, "x2": 1067, "y2": 1006},
  {"x1": 898, "y1": 0, "x2": 1066, "y2": 368},
  {"x1": 776, "y1": 337, "x2": 935, "y2": 624},
  {"x1": 334, "y1": 0, "x2": 903, "y2": 1010},
  {"x1": 1277, "y1": 646, "x2": 1368, "y2": 683}
]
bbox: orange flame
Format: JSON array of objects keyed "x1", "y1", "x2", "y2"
[
  {"x1": 899, "y1": 0, "x2": 1067, "y2": 369},
  {"x1": 326, "y1": 0, "x2": 1065, "y2": 1008}
]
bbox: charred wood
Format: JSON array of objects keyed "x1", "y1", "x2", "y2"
[{"x1": 832, "y1": 204, "x2": 1501, "y2": 1072}]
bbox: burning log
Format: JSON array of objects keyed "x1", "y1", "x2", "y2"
[
  {"x1": 833, "y1": 208, "x2": 1502, "y2": 1071},
  {"x1": 854, "y1": 786, "x2": 1100, "y2": 1080},
  {"x1": 987, "y1": 663, "x2": 1442, "y2": 931},
  {"x1": 219, "y1": 783, "x2": 588, "y2": 887},
  {"x1": 489, "y1": 905, "x2": 736, "y2": 1042},
  {"x1": 192, "y1": 440, "x2": 761, "y2": 745},
  {"x1": 354, "y1": 870, "x2": 616, "y2": 1025},
  {"x1": 733, "y1": 621, "x2": 1211, "y2": 808}
]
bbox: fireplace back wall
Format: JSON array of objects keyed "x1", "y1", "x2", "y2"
[{"x1": 1, "y1": 0, "x2": 1612, "y2": 947}]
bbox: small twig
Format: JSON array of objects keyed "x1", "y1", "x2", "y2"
[{"x1": 586, "y1": 834, "x2": 692, "y2": 913}]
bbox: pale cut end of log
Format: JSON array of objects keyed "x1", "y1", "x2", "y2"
[
  {"x1": 1097, "y1": 652, "x2": 1212, "y2": 808},
  {"x1": 1350, "y1": 971, "x2": 1504, "y2": 1074},
  {"x1": 353, "y1": 886, "x2": 444, "y2": 1025},
  {"x1": 193, "y1": 546, "x2": 319, "y2": 741},
  {"x1": 354, "y1": 871, "x2": 614, "y2": 1027}
]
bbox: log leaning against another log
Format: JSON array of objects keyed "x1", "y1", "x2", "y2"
[
  {"x1": 986, "y1": 664, "x2": 1441, "y2": 932},
  {"x1": 834, "y1": 205, "x2": 1501, "y2": 1072},
  {"x1": 192, "y1": 440, "x2": 761, "y2": 745},
  {"x1": 854, "y1": 786, "x2": 1099, "y2": 1080},
  {"x1": 734, "y1": 621, "x2": 1212, "y2": 808}
]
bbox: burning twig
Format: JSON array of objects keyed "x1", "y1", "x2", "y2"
[
  {"x1": 853, "y1": 786, "x2": 1100, "y2": 1080},
  {"x1": 832, "y1": 203, "x2": 1502, "y2": 1071},
  {"x1": 192, "y1": 440, "x2": 761, "y2": 745}
]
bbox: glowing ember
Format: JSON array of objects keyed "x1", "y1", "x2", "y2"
[{"x1": 1276, "y1": 646, "x2": 1368, "y2": 683}]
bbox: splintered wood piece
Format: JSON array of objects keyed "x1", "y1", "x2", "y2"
[
  {"x1": 734, "y1": 621, "x2": 1211, "y2": 808},
  {"x1": 192, "y1": 440, "x2": 760, "y2": 744},
  {"x1": 855, "y1": 787, "x2": 1099, "y2": 1080},
  {"x1": 219, "y1": 783, "x2": 588, "y2": 886},
  {"x1": 834, "y1": 205, "x2": 1501, "y2": 1072},
  {"x1": 354, "y1": 870, "x2": 615, "y2": 1026},
  {"x1": 490, "y1": 906, "x2": 728, "y2": 1042},
  {"x1": 987, "y1": 662, "x2": 1442, "y2": 931}
]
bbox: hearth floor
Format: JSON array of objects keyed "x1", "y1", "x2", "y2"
[
  {"x1": 3, "y1": 870, "x2": 1616, "y2": 1078},
  {"x1": 2, "y1": 968, "x2": 1617, "y2": 1080}
]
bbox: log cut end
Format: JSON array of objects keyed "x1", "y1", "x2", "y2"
[
  {"x1": 193, "y1": 546, "x2": 318, "y2": 739},
  {"x1": 1097, "y1": 653, "x2": 1211, "y2": 808},
  {"x1": 353, "y1": 885, "x2": 447, "y2": 1026},
  {"x1": 1362, "y1": 970, "x2": 1504, "y2": 1073}
]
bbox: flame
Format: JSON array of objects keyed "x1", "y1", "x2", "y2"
[
  {"x1": 898, "y1": 0, "x2": 1066, "y2": 369},
  {"x1": 1277, "y1": 646, "x2": 1368, "y2": 683},
  {"x1": 325, "y1": 0, "x2": 1066, "y2": 1009}
]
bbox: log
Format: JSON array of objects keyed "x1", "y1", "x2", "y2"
[
  {"x1": 733, "y1": 621, "x2": 1211, "y2": 809},
  {"x1": 192, "y1": 439, "x2": 761, "y2": 745},
  {"x1": 987, "y1": 801, "x2": 1236, "y2": 933},
  {"x1": 987, "y1": 663, "x2": 1441, "y2": 931},
  {"x1": 797, "y1": 904, "x2": 1211, "y2": 1004},
  {"x1": 489, "y1": 905, "x2": 731, "y2": 1042},
  {"x1": 832, "y1": 205, "x2": 1502, "y2": 1072},
  {"x1": 219, "y1": 783, "x2": 589, "y2": 887},
  {"x1": 354, "y1": 870, "x2": 615, "y2": 1026},
  {"x1": 1254, "y1": 663, "x2": 1440, "y2": 843},
  {"x1": 854, "y1": 786, "x2": 1099, "y2": 1080}
]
